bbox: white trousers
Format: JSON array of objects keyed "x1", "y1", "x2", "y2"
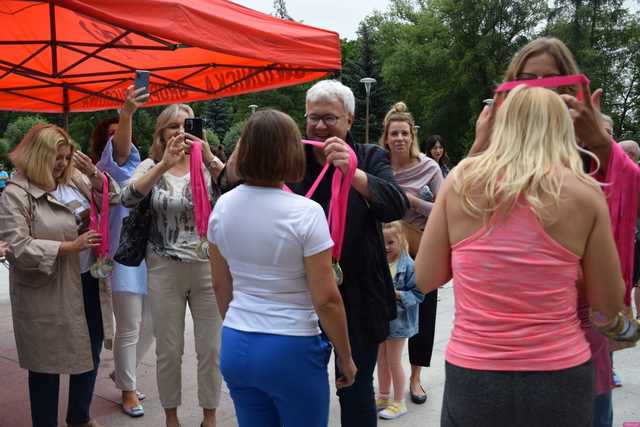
[
  {"x1": 146, "y1": 252, "x2": 222, "y2": 409},
  {"x1": 112, "y1": 291, "x2": 155, "y2": 391}
]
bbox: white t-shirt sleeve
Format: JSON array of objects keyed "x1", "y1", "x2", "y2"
[
  {"x1": 207, "y1": 200, "x2": 222, "y2": 245},
  {"x1": 302, "y1": 202, "x2": 334, "y2": 257}
]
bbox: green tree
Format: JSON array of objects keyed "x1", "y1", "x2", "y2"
[
  {"x1": 273, "y1": 0, "x2": 293, "y2": 20},
  {"x1": 203, "y1": 99, "x2": 231, "y2": 142},
  {"x1": 342, "y1": 22, "x2": 389, "y2": 144},
  {"x1": 3, "y1": 115, "x2": 50, "y2": 148},
  {"x1": 222, "y1": 120, "x2": 247, "y2": 155}
]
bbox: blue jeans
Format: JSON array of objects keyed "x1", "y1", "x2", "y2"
[
  {"x1": 593, "y1": 392, "x2": 613, "y2": 427},
  {"x1": 335, "y1": 323, "x2": 380, "y2": 427},
  {"x1": 220, "y1": 327, "x2": 332, "y2": 427},
  {"x1": 28, "y1": 273, "x2": 104, "y2": 427}
]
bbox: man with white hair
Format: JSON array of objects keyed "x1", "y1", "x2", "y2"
[
  {"x1": 290, "y1": 80, "x2": 409, "y2": 425},
  {"x1": 620, "y1": 140, "x2": 640, "y2": 163}
]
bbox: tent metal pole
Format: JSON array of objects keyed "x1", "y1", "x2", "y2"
[{"x1": 63, "y1": 86, "x2": 69, "y2": 131}]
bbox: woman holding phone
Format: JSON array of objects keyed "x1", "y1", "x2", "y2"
[
  {"x1": 93, "y1": 86, "x2": 153, "y2": 417},
  {"x1": 121, "y1": 103, "x2": 225, "y2": 427}
]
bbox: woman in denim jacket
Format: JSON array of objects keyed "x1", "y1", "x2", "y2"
[{"x1": 376, "y1": 221, "x2": 424, "y2": 420}]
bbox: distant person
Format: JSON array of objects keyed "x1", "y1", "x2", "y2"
[
  {"x1": 424, "y1": 135, "x2": 450, "y2": 178},
  {"x1": 0, "y1": 163, "x2": 9, "y2": 194},
  {"x1": 601, "y1": 114, "x2": 614, "y2": 138},
  {"x1": 416, "y1": 85, "x2": 625, "y2": 427},
  {"x1": 209, "y1": 109, "x2": 355, "y2": 426},
  {"x1": 0, "y1": 124, "x2": 119, "y2": 427}
]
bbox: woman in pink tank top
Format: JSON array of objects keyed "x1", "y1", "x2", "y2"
[{"x1": 415, "y1": 85, "x2": 625, "y2": 427}]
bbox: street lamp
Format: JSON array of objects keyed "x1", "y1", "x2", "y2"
[
  {"x1": 359, "y1": 77, "x2": 376, "y2": 144},
  {"x1": 248, "y1": 104, "x2": 258, "y2": 114}
]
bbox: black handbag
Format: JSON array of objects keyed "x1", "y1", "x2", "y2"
[{"x1": 114, "y1": 193, "x2": 152, "y2": 267}]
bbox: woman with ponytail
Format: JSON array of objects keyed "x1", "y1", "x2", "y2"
[
  {"x1": 121, "y1": 104, "x2": 225, "y2": 427},
  {"x1": 379, "y1": 102, "x2": 443, "y2": 404}
]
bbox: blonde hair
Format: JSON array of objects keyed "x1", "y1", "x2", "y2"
[
  {"x1": 383, "y1": 221, "x2": 409, "y2": 253},
  {"x1": 10, "y1": 123, "x2": 75, "y2": 189},
  {"x1": 379, "y1": 102, "x2": 420, "y2": 159},
  {"x1": 149, "y1": 103, "x2": 194, "y2": 162},
  {"x1": 455, "y1": 85, "x2": 599, "y2": 222}
]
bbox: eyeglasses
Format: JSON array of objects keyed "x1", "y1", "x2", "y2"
[
  {"x1": 516, "y1": 73, "x2": 561, "y2": 81},
  {"x1": 306, "y1": 114, "x2": 343, "y2": 126}
]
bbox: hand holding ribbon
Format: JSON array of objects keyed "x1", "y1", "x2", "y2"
[
  {"x1": 190, "y1": 140, "x2": 212, "y2": 258},
  {"x1": 89, "y1": 174, "x2": 112, "y2": 279},
  {"x1": 284, "y1": 139, "x2": 357, "y2": 284}
]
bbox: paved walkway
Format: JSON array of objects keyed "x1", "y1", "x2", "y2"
[{"x1": 0, "y1": 269, "x2": 639, "y2": 426}]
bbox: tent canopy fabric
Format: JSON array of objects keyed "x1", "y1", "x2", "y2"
[{"x1": 0, "y1": 0, "x2": 341, "y2": 113}]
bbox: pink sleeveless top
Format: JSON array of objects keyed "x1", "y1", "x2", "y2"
[{"x1": 447, "y1": 203, "x2": 591, "y2": 371}]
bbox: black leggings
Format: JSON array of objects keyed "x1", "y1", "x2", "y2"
[
  {"x1": 441, "y1": 361, "x2": 594, "y2": 427},
  {"x1": 409, "y1": 288, "x2": 438, "y2": 367}
]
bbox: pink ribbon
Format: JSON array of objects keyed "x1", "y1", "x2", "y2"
[
  {"x1": 284, "y1": 139, "x2": 357, "y2": 261},
  {"x1": 190, "y1": 140, "x2": 212, "y2": 239},
  {"x1": 495, "y1": 74, "x2": 590, "y2": 101},
  {"x1": 89, "y1": 173, "x2": 109, "y2": 258}
]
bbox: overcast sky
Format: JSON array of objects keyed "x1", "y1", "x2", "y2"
[
  {"x1": 233, "y1": 0, "x2": 639, "y2": 40},
  {"x1": 232, "y1": 0, "x2": 391, "y2": 40}
]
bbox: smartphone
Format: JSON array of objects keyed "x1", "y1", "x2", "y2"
[
  {"x1": 185, "y1": 118, "x2": 204, "y2": 140},
  {"x1": 134, "y1": 70, "x2": 150, "y2": 96}
]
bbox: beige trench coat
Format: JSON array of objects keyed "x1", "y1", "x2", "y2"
[{"x1": 0, "y1": 172, "x2": 119, "y2": 374}]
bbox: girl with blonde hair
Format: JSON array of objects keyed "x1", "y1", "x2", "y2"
[
  {"x1": 379, "y1": 102, "x2": 442, "y2": 404},
  {"x1": 376, "y1": 221, "x2": 423, "y2": 420},
  {"x1": 415, "y1": 85, "x2": 624, "y2": 426}
]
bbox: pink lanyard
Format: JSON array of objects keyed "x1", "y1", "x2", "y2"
[
  {"x1": 189, "y1": 141, "x2": 212, "y2": 240},
  {"x1": 285, "y1": 139, "x2": 357, "y2": 262},
  {"x1": 495, "y1": 74, "x2": 590, "y2": 101},
  {"x1": 89, "y1": 174, "x2": 109, "y2": 259}
]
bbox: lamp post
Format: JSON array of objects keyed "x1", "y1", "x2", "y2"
[
  {"x1": 359, "y1": 77, "x2": 376, "y2": 144},
  {"x1": 248, "y1": 104, "x2": 258, "y2": 114}
]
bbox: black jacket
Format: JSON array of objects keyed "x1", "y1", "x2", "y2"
[{"x1": 289, "y1": 137, "x2": 410, "y2": 344}]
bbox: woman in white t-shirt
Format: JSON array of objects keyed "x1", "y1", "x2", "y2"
[{"x1": 208, "y1": 109, "x2": 356, "y2": 427}]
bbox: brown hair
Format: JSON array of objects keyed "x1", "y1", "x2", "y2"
[
  {"x1": 379, "y1": 102, "x2": 420, "y2": 159},
  {"x1": 504, "y1": 38, "x2": 580, "y2": 92},
  {"x1": 10, "y1": 123, "x2": 75, "y2": 189},
  {"x1": 89, "y1": 117, "x2": 119, "y2": 162},
  {"x1": 236, "y1": 109, "x2": 305, "y2": 183}
]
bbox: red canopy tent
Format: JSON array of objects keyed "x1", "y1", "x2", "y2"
[{"x1": 0, "y1": 0, "x2": 341, "y2": 120}]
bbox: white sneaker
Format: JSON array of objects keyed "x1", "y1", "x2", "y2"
[{"x1": 379, "y1": 401, "x2": 408, "y2": 420}]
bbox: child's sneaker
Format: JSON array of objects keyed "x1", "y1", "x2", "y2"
[
  {"x1": 376, "y1": 396, "x2": 391, "y2": 411},
  {"x1": 379, "y1": 401, "x2": 408, "y2": 420}
]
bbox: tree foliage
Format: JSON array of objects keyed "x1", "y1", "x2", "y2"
[{"x1": 0, "y1": 0, "x2": 639, "y2": 165}]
